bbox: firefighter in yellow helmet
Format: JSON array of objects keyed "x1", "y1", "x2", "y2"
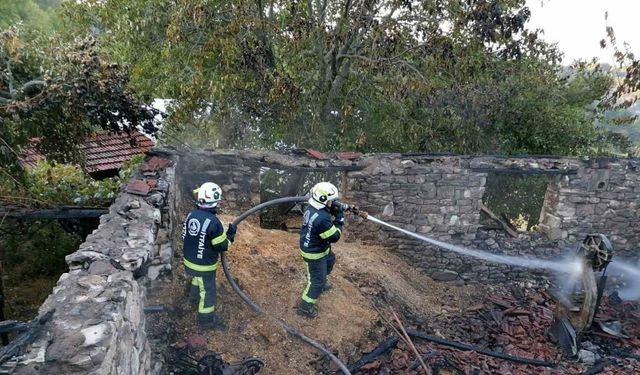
[{"x1": 297, "y1": 182, "x2": 345, "y2": 318}]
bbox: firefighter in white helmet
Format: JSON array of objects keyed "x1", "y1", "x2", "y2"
[
  {"x1": 182, "y1": 182, "x2": 237, "y2": 330},
  {"x1": 297, "y1": 182, "x2": 346, "y2": 318}
]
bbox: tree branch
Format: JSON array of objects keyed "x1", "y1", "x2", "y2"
[
  {"x1": 5, "y1": 58, "x2": 13, "y2": 96},
  {"x1": 21, "y1": 80, "x2": 46, "y2": 96},
  {"x1": 336, "y1": 53, "x2": 429, "y2": 83}
]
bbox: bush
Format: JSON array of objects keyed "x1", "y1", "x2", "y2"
[
  {"x1": 23, "y1": 155, "x2": 144, "y2": 206},
  {"x1": 0, "y1": 218, "x2": 82, "y2": 277}
]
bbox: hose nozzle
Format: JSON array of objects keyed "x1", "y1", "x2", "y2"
[{"x1": 330, "y1": 200, "x2": 368, "y2": 218}]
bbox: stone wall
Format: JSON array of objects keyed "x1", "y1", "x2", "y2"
[
  {"x1": 8, "y1": 153, "x2": 175, "y2": 375},
  {"x1": 174, "y1": 149, "x2": 360, "y2": 215},
  {"x1": 344, "y1": 156, "x2": 485, "y2": 281},
  {"x1": 343, "y1": 155, "x2": 586, "y2": 282},
  {"x1": 539, "y1": 158, "x2": 640, "y2": 257},
  {"x1": 173, "y1": 150, "x2": 640, "y2": 283},
  {"x1": 175, "y1": 150, "x2": 260, "y2": 214}
]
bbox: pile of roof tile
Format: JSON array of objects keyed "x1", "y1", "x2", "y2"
[{"x1": 354, "y1": 287, "x2": 640, "y2": 374}]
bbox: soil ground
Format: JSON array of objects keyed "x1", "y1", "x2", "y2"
[
  {"x1": 147, "y1": 215, "x2": 640, "y2": 374},
  {"x1": 147, "y1": 215, "x2": 488, "y2": 374}
]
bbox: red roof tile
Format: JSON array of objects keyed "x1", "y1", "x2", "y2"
[
  {"x1": 306, "y1": 149, "x2": 329, "y2": 160},
  {"x1": 124, "y1": 179, "x2": 151, "y2": 196},
  {"x1": 334, "y1": 151, "x2": 362, "y2": 160},
  {"x1": 20, "y1": 131, "x2": 154, "y2": 172}
]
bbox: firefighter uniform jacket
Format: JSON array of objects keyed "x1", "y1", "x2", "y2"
[
  {"x1": 299, "y1": 205, "x2": 343, "y2": 260},
  {"x1": 182, "y1": 208, "x2": 230, "y2": 275}
]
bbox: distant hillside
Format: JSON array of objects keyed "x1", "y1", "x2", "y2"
[{"x1": 599, "y1": 101, "x2": 640, "y2": 143}]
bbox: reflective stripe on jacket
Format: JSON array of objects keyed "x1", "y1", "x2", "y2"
[
  {"x1": 182, "y1": 208, "x2": 230, "y2": 273},
  {"x1": 299, "y1": 205, "x2": 342, "y2": 259}
]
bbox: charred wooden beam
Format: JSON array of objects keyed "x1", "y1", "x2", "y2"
[
  {"x1": 470, "y1": 168, "x2": 578, "y2": 175},
  {"x1": 0, "y1": 310, "x2": 54, "y2": 364},
  {"x1": 405, "y1": 329, "x2": 556, "y2": 368},
  {"x1": 347, "y1": 336, "x2": 399, "y2": 373},
  {"x1": 0, "y1": 207, "x2": 109, "y2": 219},
  {"x1": 479, "y1": 203, "x2": 518, "y2": 237}
]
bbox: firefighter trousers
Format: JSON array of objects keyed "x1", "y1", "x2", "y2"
[
  {"x1": 188, "y1": 271, "x2": 217, "y2": 318},
  {"x1": 302, "y1": 251, "x2": 336, "y2": 304}
]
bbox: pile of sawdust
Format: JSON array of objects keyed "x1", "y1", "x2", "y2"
[{"x1": 148, "y1": 214, "x2": 488, "y2": 374}]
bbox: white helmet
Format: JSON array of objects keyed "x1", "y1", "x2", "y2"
[
  {"x1": 309, "y1": 182, "x2": 339, "y2": 209},
  {"x1": 194, "y1": 182, "x2": 222, "y2": 208}
]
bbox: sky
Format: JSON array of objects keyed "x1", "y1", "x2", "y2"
[{"x1": 526, "y1": 0, "x2": 640, "y2": 64}]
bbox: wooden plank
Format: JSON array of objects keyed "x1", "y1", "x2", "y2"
[
  {"x1": 470, "y1": 168, "x2": 577, "y2": 175},
  {"x1": 479, "y1": 202, "x2": 518, "y2": 237},
  {"x1": 0, "y1": 207, "x2": 109, "y2": 219}
]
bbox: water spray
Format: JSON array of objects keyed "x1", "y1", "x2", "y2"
[{"x1": 359, "y1": 212, "x2": 583, "y2": 276}]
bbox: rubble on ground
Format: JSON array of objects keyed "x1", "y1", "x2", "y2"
[{"x1": 354, "y1": 286, "x2": 640, "y2": 375}]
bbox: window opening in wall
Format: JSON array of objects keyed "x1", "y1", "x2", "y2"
[
  {"x1": 481, "y1": 173, "x2": 551, "y2": 232},
  {"x1": 258, "y1": 167, "x2": 343, "y2": 230}
]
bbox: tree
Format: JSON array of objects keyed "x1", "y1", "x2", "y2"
[
  {"x1": 62, "y1": 0, "x2": 633, "y2": 156},
  {"x1": 0, "y1": 27, "x2": 159, "y2": 174},
  {"x1": 0, "y1": 0, "x2": 58, "y2": 32}
]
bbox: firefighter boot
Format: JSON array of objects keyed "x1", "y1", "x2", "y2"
[
  {"x1": 186, "y1": 280, "x2": 199, "y2": 306},
  {"x1": 197, "y1": 313, "x2": 226, "y2": 331},
  {"x1": 296, "y1": 299, "x2": 318, "y2": 318},
  {"x1": 323, "y1": 280, "x2": 332, "y2": 291}
]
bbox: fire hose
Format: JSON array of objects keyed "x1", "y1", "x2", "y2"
[
  {"x1": 221, "y1": 196, "x2": 352, "y2": 375},
  {"x1": 221, "y1": 197, "x2": 563, "y2": 372}
]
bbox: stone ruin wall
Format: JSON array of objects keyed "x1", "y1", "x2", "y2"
[
  {"x1": 9, "y1": 149, "x2": 640, "y2": 374},
  {"x1": 539, "y1": 158, "x2": 640, "y2": 257},
  {"x1": 346, "y1": 155, "x2": 640, "y2": 282},
  {"x1": 9, "y1": 152, "x2": 176, "y2": 375},
  {"x1": 176, "y1": 150, "x2": 640, "y2": 283}
]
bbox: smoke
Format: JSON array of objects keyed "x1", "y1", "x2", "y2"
[{"x1": 607, "y1": 259, "x2": 640, "y2": 301}]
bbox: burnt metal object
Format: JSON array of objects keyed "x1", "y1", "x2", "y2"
[
  {"x1": 596, "y1": 321, "x2": 629, "y2": 339},
  {"x1": 169, "y1": 349, "x2": 264, "y2": 375},
  {"x1": 577, "y1": 235, "x2": 613, "y2": 272},
  {"x1": 197, "y1": 352, "x2": 264, "y2": 375},
  {"x1": 550, "y1": 234, "x2": 614, "y2": 356},
  {"x1": 549, "y1": 315, "x2": 578, "y2": 356}
]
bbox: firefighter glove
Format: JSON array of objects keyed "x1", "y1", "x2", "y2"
[{"x1": 227, "y1": 223, "x2": 237, "y2": 243}]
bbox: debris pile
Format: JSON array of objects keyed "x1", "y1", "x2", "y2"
[{"x1": 353, "y1": 286, "x2": 640, "y2": 374}]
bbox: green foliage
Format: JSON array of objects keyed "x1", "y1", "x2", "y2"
[
  {"x1": 482, "y1": 174, "x2": 550, "y2": 231},
  {"x1": 23, "y1": 160, "x2": 120, "y2": 205},
  {"x1": 0, "y1": 25, "x2": 159, "y2": 173},
  {"x1": 58, "y1": 0, "x2": 634, "y2": 156},
  {"x1": 0, "y1": 0, "x2": 58, "y2": 32},
  {"x1": 0, "y1": 218, "x2": 81, "y2": 277},
  {"x1": 118, "y1": 153, "x2": 145, "y2": 182}
]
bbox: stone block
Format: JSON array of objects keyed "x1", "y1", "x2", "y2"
[
  {"x1": 159, "y1": 243, "x2": 173, "y2": 263},
  {"x1": 426, "y1": 214, "x2": 445, "y2": 225},
  {"x1": 431, "y1": 270, "x2": 459, "y2": 281},
  {"x1": 436, "y1": 189, "x2": 455, "y2": 199}
]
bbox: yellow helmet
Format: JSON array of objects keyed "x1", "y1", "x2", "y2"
[{"x1": 310, "y1": 182, "x2": 339, "y2": 206}]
